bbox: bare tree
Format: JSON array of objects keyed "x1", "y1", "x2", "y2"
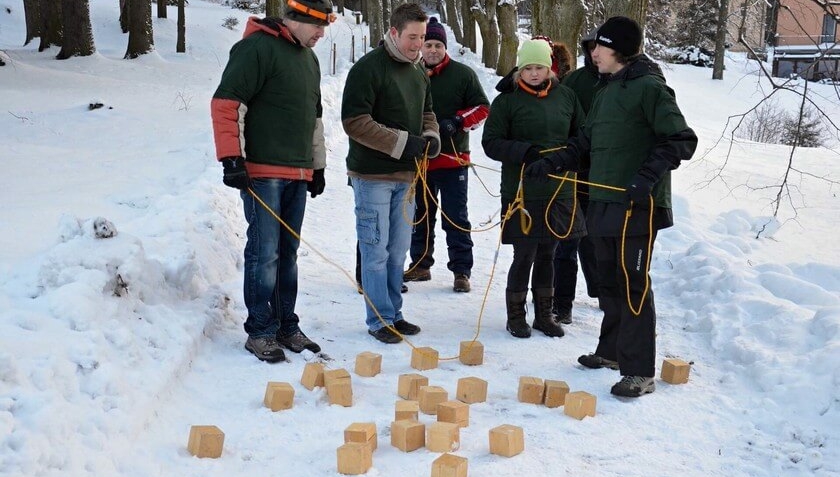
[
  {"x1": 534, "y1": 0, "x2": 585, "y2": 70},
  {"x1": 125, "y1": 0, "x2": 153, "y2": 59},
  {"x1": 57, "y1": 0, "x2": 94, "y2": 59},
  {"x1": 471, "y1": 0, "x2": 499, "y2": 69},
  {"x1": 336, "y1": 0, "x2": 344, "y2": 15},
  {"x1": 603, "y1": 0, "x2": 648, "y2": 33},
  {"x1": 266, "y1": 0, "x2": 280, "y2": 17},
  {"x1": 461, "y1": 0, "x2": 476, "y2": 52},
  {"x1": 367, "y1": 0, "x2": 384, "y2": 48},
  {"x1": 445, "y1": 0, "x2": 463, "y2": 45},
  {"x1": 712, "y1": 0, "x2": 729, "y2": 79},
  {"x1": 176, "y1": 0, "x2": 185, "y2": 53},
  {"x1": 38, "y1": 0, "x2": 62, "y2": 52},
  {"x1": 156, "y1": 0, "x2": 167, "y2": 18},
  {"x1": 120, "y1": 0, "x2": 129, "y2": 34},
  {"x1": 23, "y1": 0, "x2": 42, "y2": 46},
  {"x1": 496, "y1": 1, "x2": 518, "y2": 75}
]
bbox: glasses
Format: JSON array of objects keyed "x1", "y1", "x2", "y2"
[{"x1": 287, "y1": 0, "x2": 337, "y2": 23}]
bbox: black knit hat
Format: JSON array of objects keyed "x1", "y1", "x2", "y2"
[
  {"x1": 595, "y1": 16, "x2": 642, "y2": 57},
  {"x1": 285, "y1": 0, "x2": 335, "y2": 26},
  {"x1": 426, "y1": 17, "x2": 446, "y2": 47}
]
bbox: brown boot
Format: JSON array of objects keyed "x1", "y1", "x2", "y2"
[
  {"x1": 532, "y1": 288, "x2": 565, "y2": 337},
  {"x1": 505, "y1": 290, "x2": 531, "y2": 338}
]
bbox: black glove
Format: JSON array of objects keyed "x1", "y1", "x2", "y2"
[
  {"x1": 438, "y1": 116, "x2": 464, "y2": 140},
  {"x1": 400, "y1": 135, "x2": 427, "y2": 161},
  {"x1": 425, "y1": 136, "x2": 440, "y2": 157},
  {"x1": 221, "y1": 156, "x2": 250, "y2": 190},
  {"x1": 524, "y1": 158, "x2": 555, "y2": 181},
  {"x1": 521, "y1": 146, "x2": 541, "y2": 166},
  {"x1": 308, "y1": 168, "x2": 325, "y2": 198},
  {"x1": 625, "y1": 172, "x2": 656, "y2": 208}
]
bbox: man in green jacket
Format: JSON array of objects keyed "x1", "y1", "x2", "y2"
[
  {"x1": 342, "y1": 3, "x2": 441, "y2": 344},
  {"x1": 211, "y1": 0, "x2": 334, "y2": 362},
  {"x1": 526, "y1": 16, "x2": 698, "y2": 397}
]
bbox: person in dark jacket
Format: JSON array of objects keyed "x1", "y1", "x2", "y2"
[
  {"x1": 526, "y1": 16, "x2": 698, "y2": 397},
  {"x1": 551, "y1": 29, "x2": 604, "y2": 325},
  {"x1": 483, "y1": 39, "x2": 586, "y2": 339},
  {"x1": 210, "y1": 1, "x2": 335, "y2": 362},
  {"x1": 403, "y1": 17, "x2": 490, "y2": 293},
  {"x1": 342, "y1": 3, "x2": 441, "y2": 344}
]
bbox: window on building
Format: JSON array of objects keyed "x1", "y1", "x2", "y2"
[{"x1": 822, "y1": 14, "x2": 837, "y2": 44}]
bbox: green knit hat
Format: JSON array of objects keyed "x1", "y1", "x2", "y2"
[{"x1": 517, "y1": 39, "x2": 552, "y2": 69}]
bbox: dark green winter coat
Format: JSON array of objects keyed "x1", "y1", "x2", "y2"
[
  {"x1": 428, "y1": 57, "x2": 489, "y2": 155},
  {"x1": 562, "y1": 66, "x2": 602, "y2": 115}
]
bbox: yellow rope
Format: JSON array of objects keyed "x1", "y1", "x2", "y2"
[{"x1": 620, "y1": 195, "x2": 655, "y2": 316}]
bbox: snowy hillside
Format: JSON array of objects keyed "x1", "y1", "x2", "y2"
[{"x1": 1, "y1": 1, "x2": 838, "y2": 476}]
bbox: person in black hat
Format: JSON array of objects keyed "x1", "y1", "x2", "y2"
[
  {"x1": 525, "y1": 16, "x2": 698, "y2": 397},
  {"x1": 210, "y1": 0, "x2": 335, "y2": 362}
]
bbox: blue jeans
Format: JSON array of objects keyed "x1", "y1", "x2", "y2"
[
  {"x1": 409, "y1": 167, "x2": 473, "y2": 276},
  {"x1": 241, "y1": 178, "x2": 307, "y2": 338},
  {"x1": 351, "y1": 177, "x2": 414, "y2": 331}
]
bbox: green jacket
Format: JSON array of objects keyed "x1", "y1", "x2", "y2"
[
  {"x1": 562, "y1": 66, "x2": 603, "y2": 115},
  {"x1": 427, "y1": 56, "x2": 489, "y2": 156}
]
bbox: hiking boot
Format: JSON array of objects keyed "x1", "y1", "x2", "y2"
[
  {"x1": 368, "y1": 327, "x2": 403, "y2": 344},
  {"x1": 578, "y1": 353, "x2": 620, "y2": 370},
  {"x1": 244, "y1": 336, "x2": 286, "y2": 363},
  {"x1": 453, "y1": 273, "x2": 471, "y2": 293},
  {"x1": 401, "y1": 283, "x2": 408, "y2": 293},
  {"x1": 403, "y1": 267, "x2": 431, "y2": 282},
  {"x1": 610, "y1": 375, "x2": 655, "y2": 397},
  {"x1": 276, "y1": 329, "x2": 321, "y2": 353},
  {"x1": 393, "y1": 319, "x2": 421, "y2": 335},
  {"x1": 554, "y1": 307, "x2": 573, "y2": 325},
  {"x1": 531, "y1": 288, "x2": 564, "y2": 337},
  {"x1": 505, "y1": 289, "x2": 531, "y2": 338}
]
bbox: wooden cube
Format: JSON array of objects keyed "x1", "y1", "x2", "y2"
[
  {"x1": 337, "y1": 442, "x2": 372, "y2": 475},
  {"x1": 517, "y1": 377, "x2": 545, "y2": 404},
  {"x1": 437, "y1": 400, "x2": 469, "y2": 428},
  {"x1": 426, "y1": 422, "x2": 460, "y2": 453},
  {"x1": 489, "y1": 424, "x2": 524, "y2": 457},
  {"x1": 263, "y1": 382, "x2": 295, "y2": 412},
  {"x1": 456, "y1": 377, "x2": 487, "y2": 404},
  {"x1": 543, "y1": 380, "x2": 570, "y2": 408},
  {"x1": 564, "y1": 391, "x2": 596, "y2": 420},
  {"x1": 344, "y1": 422, "x2": 377, "y2": 451},
  {"x1": 391, "y1": 420, "x2": 425, "y2": 452},
  {"x1": 397, "y1": 373, "x2": 429, "y2": 400},
  {"x1": 300, "y1": 362, "x2": 325, "y2": 390},
  {"x1": 324, "y1": 368, "x2": 352, "y2": 386},
  {"x1": 395, "y1": 400, "x2": 420, "y2": 421},
  {"x1": 411, "y1": 347, "x2": 439, "y2": 371},
  {"x1": 459, "y1": 340, "x2": 484, "y2": 366},
  {"x1": 354, "y1": 351, "x2": 382, "y2": 377},
  {"x1": 661, "y1": 358, "x2": 691, "y2": 384},
  {"x1": 328, "y1": 380, "x2": 353, "y2": 407},
  {"x1": 431, "y1": 453, "x2": 468, "y2": 477},
  {"x1": 187, "y1": 425, "x2": 224, "y2": 458},
  {"x1": 419, "y1": 386, "x2": 448, "y2": 415}
]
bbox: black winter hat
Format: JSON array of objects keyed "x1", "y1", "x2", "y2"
[
  {"x1": 285, "y1": 0, "x2": 335, "y2": 26},
  {"x1": 425, "y1": 17, "x2": 447, "y2": 47},
  {"x1": 595, "y1": 16, "x2": 642, "y2": 57}
]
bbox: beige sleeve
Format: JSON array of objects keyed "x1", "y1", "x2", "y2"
[
  {"x1": 343, "y1": 114, "x2": 409, "y2": 159},
  {"x1": 421, "y1": 112, "x2": 441, "y2": 158},
  {"x1": 312, "y1": 118, "x2": 327, "y2": 170}
]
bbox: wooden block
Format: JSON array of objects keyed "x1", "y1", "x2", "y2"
[
  {"x1": 426, "y1": 422, "x2": 460, "y2": 453},
  {"x1": 397, "y1": 373, "x2": 429, "y2": 400},
  {"x1": 354, "y1": 351, "x2": 382, "y2": 377},
  {"x1": 327, "y1": 380, "x2": 353, "y2": 407},
  {"x1": 489, "y1": 424, "x2": 524, "y2": 457},
  {"x1": 300, "y1": 362, "x2": 325, "y2": 390},
  {"x1": 437, "y1": 400, "x2": 469, "y2": 428},
  {"x1": 459, "y1": 340, "x2": 484, "y2": 366},
  {"x1": 263, "y1": 382, "x2": 295, "y2": 412},
  {"x1": 336, "y1": 442, "x2": 372, "y2": 475},
  {"x1": 324, "y1": 368, "x2": 352, "y2": 387},
  {"x1": 411, "y1": 347, "x2": 439, "y2": 371},
  {"x1": 543, "y1": 380, "x2": 570, "y2": 408},
  {"x1": 517, "y1": 376, "x2": 545, "y2": 404},
  {"x1": 395, "y1": 400, "x2": 419, "y2": 421},
  {"x1": 390, "y1": 420, "x2": 425, "y2": 452},
  {"x1": 661, "y1": 358, "x2": 691, "y2": 384},
  {"x1": 419, "y1": 386, "x2": 448, "y2": 415},
  {"x1": 431, "y1": 453, "x2": 468, "y2": 477},
  {"x1": 564, "y1": 391, "x2": 596, "y2": 420},
  {"x1": 344, "y1": 422, "x2": 377, "y2": 451},
  {"x1": 456, "y1": 377, "x2": 487, "y2": 404},
  {"x1": 187, "y1": 425, "x2": 224, "y2": 458}
]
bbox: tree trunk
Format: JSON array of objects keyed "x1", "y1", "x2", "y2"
[
  {"x1": 382, "y1": 0, "x2": 390, "y2": 32},
  {"x1": 537, "y1": 0, "x2": 585, "y2": 70},
  {"x1": 462, "y1": 0, "x2": 476, "y2": 53},
  {"x1": 471, "y1": 0, "x2": 499, "y2": 69},
  {"x1": 125, "y1": 0, "x2": 153, "y2": 59},
  {"x1": 368, "y1": 0, "x2": 384, "y2": 49},
  {"x1": 496, "y1": 2, "x2": 517, "y2": 75},
  {"x1": 531, "y1": 0, "x2": 541, "y2": 35},
  {"x1": 445, "y1": 0, "x2": 462, "y2": 45},
  {"x1": 176, "y1": 0, "x2": 185, "y2": 53},
  {"x1": 336, "y1": 0, "x2": 344, "y2": 15},
  {"x1": 712, "y1": 0, "x2": 729, "y2": 79},
  {"x1": 57, "y1": 0, "x2": 94, "y2": 59},
  {"x1": 120, "y1": 0, "x2": 129, "y2": 33},
  {"x1": 603, "y1": 0, "x2": 648, "y2": 36},
  {"x1": 38, "y1": 0, "x2": 62, "y2": 52},
  {"x1": 156, "y1": 0, "x2": 166, "y2": 18},
  {"x1": 266, "y1": 0, "x2": 281, "y2": 18},
  {"x1": 437, "y1": 0, "x2": 445, "y2": 23},
  {"x1": 24, "y1": 0, "x2": 42, "y2": 46}
]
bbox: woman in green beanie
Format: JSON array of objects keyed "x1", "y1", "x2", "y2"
[{"x1": 482, "y1": 39, "x2": 586, "y2": 339}]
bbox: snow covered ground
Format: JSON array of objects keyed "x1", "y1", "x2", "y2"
[{"x1": 1, "y1": 1, "x2": 838, "y2": 476}]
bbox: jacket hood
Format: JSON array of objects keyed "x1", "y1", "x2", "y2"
[
  {"x1": 580, "y1": 28, "x2": 598, "y2": 73},
  {"x1": 608, "y1": 53, "x2": 665, "y2": 84},
  {"x1": 243, "y1": 16, "x2": 298, "y2": 45}
]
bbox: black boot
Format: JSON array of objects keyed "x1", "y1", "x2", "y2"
[
  {"x1": 532, "y1": 288, "x2": 565, "y2": 337},
  {"x1": 505, "y1": 290, "x2": 531, "y2": 338}
]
